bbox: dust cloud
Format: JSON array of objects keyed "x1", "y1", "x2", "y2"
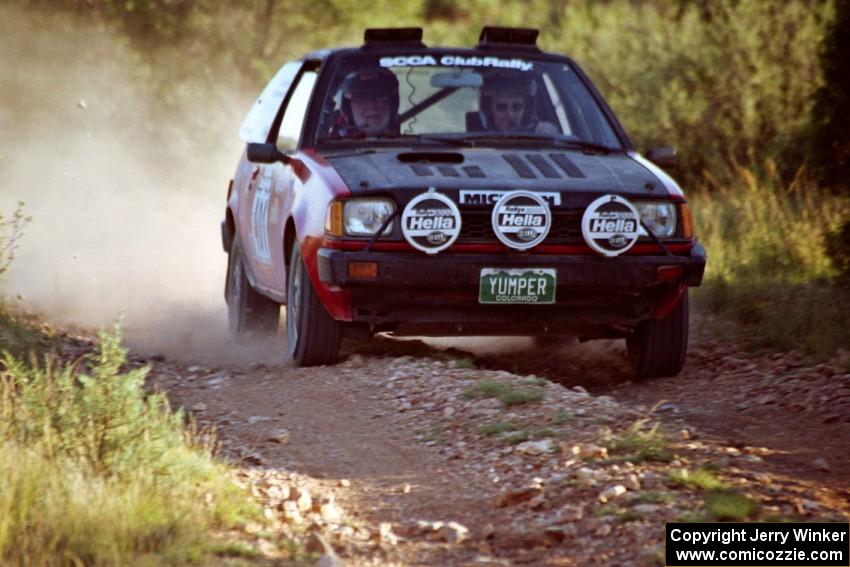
[
  {"x1": 0, "y1": 7, "x2": 623, "y2": 368},
  {"x1": 0, "y1": 7, "x2": 289, "y2": 365}
]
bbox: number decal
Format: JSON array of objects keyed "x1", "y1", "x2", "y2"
[{"x1": 251, "y1": 168, "x2": 273, "y2": 263}]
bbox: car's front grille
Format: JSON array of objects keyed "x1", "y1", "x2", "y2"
[{"x1": 457, "y1": 209, "x2": 584, "y2": 244}]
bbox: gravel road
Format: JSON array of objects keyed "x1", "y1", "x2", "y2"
[{"x1": 141, "y1": 317, "x2": 850, "y2": 566}]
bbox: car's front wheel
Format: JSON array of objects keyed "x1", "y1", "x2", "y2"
[
  {"x1": 286, "y1": 242, "x2": 342, "y2": 366},
  {"x1": 226, "y1": 236, "x2": 280, "y2": 338},
  {"x1": 627, "y1": 290, "x2": 689, "y2": 379}
]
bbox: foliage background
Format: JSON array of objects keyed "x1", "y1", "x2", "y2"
[
  {"x1": 18, "y1": 0, "x2": 835, "y2": 184},
  {"x1": 3, "y1": 0, "x2": 848, "y2": 354},
  {"x1": 4, "y1": 2, "x2": 847, "y2": 561}
]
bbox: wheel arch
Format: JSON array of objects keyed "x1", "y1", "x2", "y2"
[
  {"x1": 223, "y1": 208, "x2": 239, "y2": 301},
  {"x1": 283, "y1": 217, "x2": 297, "y2": 269},
  {"x1": 224, "y1": 207, "x2": 236, "y2": 253}
]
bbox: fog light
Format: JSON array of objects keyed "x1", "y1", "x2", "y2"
[{"x1": 348, "y1": 261, "x2": 378, "y2": 279}]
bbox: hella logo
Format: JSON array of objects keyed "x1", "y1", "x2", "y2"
[
  {"x1": 407, "y1": 215, "x2": 456, "y2": 230},
  {"x1": 401, "y1": 190, "x2": 462, "y2": 255},
  {"x1": 581, "y1": 195, "x2": 641, "y2": 257},
  {"x1": 491, "y1": 191, "x2": 551, "y2": 251},
  {"x1": 499, "y1": 213, "x2": 544, "y2": 227}
]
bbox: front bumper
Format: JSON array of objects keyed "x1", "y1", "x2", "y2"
[{"x1": 316, "y1": 244, "x2": 706, "y2": 335}]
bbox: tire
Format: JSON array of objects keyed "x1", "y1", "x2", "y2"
[
  {"x1": 286, "y1": 242, "x2": 342, "y2": 366},
  {"x1": 627, "y1": 290, "x2": 689, "y2": 379},
  {"x1": 226, "y1": 236, "x2": 280, "y2": 337}
]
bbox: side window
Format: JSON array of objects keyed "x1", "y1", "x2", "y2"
[
  {"x1": 240, "y1": 62, "x2": 301, "y2": 143},
  {"x1": 560, "y1": 66, "x2": 620, "y2": 147},
  {"x1": 276, "y1": 71, "x2": 318, "y2": 151}
]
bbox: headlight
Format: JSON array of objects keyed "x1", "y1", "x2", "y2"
[
  {"x1": 325, "y1": 198, "x2": 395, "y2": 237},
  {"x1": 636, "y1": 201, "x2": 677, "y2": 238}
]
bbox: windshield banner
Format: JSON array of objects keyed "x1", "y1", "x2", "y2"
[{"x1": 379, "y1": 55, "x2": 533, "y2": 71}]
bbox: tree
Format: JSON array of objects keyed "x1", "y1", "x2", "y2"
[{"x1": 808, "y1": 0, "x2": 850, "y2": 189}]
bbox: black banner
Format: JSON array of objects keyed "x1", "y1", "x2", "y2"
[{"x1": 666, "y1": 523, "x2": 849, "y2": 566}]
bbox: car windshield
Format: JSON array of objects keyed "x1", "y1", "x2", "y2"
[{"x1": 314, "y1": 52, "x2": 623, "y2": 150}]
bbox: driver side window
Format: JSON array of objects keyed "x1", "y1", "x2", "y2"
[{"x1": 276, "y1": 70, "x2": 318, "y2": 151}]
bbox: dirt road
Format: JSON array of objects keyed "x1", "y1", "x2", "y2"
[{"x1": 147, "y1": 318, "x2": 850, "y2": 566}]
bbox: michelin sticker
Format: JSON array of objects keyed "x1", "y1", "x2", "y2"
[
  {"x1": 460, "y1": 189, "x2": 561, "y2": 207},
  {"x1": 581, "y1": 195, "x2": 640, "y2": 257},
  {"x1": 491, "y1": 190, "x2": 551, "y2": 251},
  {"x1": 401, "y1": 189, "x2": 462, "y2": 254},
  {"x1": 380, "y1": 55, "x2": 533, "y2": 72}
]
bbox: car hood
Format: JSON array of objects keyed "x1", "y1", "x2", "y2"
[{"x1": 323, "y1": 147, "x2": 678, "y2": 203}]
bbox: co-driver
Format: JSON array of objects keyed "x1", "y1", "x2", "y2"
[{"x1": 478, "y1": 71, "x2": 559, "y2": 135}]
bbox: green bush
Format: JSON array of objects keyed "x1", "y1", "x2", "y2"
[
  {"x1": 15, "y1": 0, "x2": 832, "y2": 186},
  {"x1": 692, "y1": 164, "x2": 847, "y2": 286},
  {"x1": 824, "y1": 217, "x2": 850, "y2": 279},
  {"x1": 807, "y1": 0, "x2": 850, "y2": 187},
  {"x1": 541, "y1": 0, "x2": 830, "y2": 182},
  {"x1": 692, "y1": 165, "x2": 850, "y2": 357},
  {"x1": 0, "y1": 323, "x2": 256, "y2": 565}
]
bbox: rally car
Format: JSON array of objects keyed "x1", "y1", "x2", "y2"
[{"x1": 221, "y1": 27, "x2": 706, "y2": 378}]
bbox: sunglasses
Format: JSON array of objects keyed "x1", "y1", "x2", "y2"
[{"x1": 493, "y1": 101, "x2": 524, "y2": 113}]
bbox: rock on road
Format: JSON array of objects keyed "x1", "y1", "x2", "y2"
[{"x1": 147, "y1": 323, "x2": 850, "y2": 566}]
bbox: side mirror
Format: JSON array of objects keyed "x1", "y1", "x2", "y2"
[
  {"x1": 246, "y1": 142, "x2": 290, "y2": 164},
  {"x1": 645, "y1": 146, "x2": 677, "y2": 168}
]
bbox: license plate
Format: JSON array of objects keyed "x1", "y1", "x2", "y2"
[{"x1": 479, "y1": 268, "x2": 556, "y2": 304}]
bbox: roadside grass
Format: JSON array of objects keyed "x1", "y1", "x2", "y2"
[
  {"x1": 453, "y1": 356, "x2": 476, "y2": 369},
  {"x1": 670, "y1": 468, "x2": 727, "y2": 491},
  {"x1": 208, "y1": 541, "x2": 262, "y2": 559},
  {"x1": 691, "y1": 166, "x2": 850, "y2": 359},
  {"x1": 478, "y1": 421, "x2": 517, "y2": 436},
  {"x1": 0, "y1": 321, "x2": 260, "y2": 565},
  {"x1": 504, "y1": 430, "x2": 531, "y2": 445},
  {"x1": 462, "y1": 380, "x2": 545, "y2": 407},
  {"x1": 670, "y1": 468, "x2": 759, "y2": 521},
  {"x1": 501, "y1": 427, "x2": 557, "y2": 445},
  {"x1": 523, "y1": 376, "x2": 549, "y2": 388},
  {"x1": 550, "y1": 410, "x2": 574, "y2": 425},
  {"x1": 635, "y1": 491, "x2": 675, "y2": 504},
  {"x1": 617, "y1": 510, "x2": 647, "y2": 523},
  {"x1": 531, "y1": 427, "x2": 556, "y2": 438},
  {"x1": 602, "y1": 419, "x2": 673, "y2": 464},
  {"x1": 419, "y1": 425, "x2": 446, "y2": 444},
  {"x1": 703, "y1": 490, "x2": 760, "y2": 521}
]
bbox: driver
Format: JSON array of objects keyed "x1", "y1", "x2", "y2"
[
  {"x1": 329, "y1": 68, "x2": 400, "y2": 138},
  {"x1": 479, "y1": 71, "x2": 558, "y2": 135}
]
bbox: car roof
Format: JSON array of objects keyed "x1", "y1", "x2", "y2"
[
  {"x1": 301, "y1": 45, "x2": 572, "y2": 63},
  {"x1": 299, "y1": 27, "x2": 571, "y2": 64},
  {"x1": 302, "y1": 46, "x2": 572, "y2": 63}
]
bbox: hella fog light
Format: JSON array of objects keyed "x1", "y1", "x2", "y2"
[
  {"x1": 636, "y1": 201, "x2": 677, "y2": 238},
  {"x1": 343, "y1": 198, "x2": 395, "y2": 236}
]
